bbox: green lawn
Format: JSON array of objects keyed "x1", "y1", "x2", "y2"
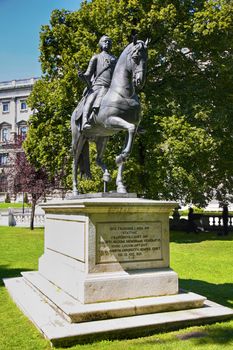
[
  {"x1": 0, "y1": 227, "x2": 232, "y2": 350},
  {"x1": 0, "y1": 202, "x2": 30, "y2": 210}
]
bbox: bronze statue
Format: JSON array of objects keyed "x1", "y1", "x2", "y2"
[
  {"x1": 71, "y1": 36, "x2": 148, "y2": 195},
  {"x1": 76, "y1": 35, "x2": 117, "y2": 130}
]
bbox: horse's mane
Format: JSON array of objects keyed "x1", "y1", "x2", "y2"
[
  {"x1": 109, "y1": 39, "x2": 146, "y2": 88},
  {"x1": 123, "y1": 40, "x2": 146, "y2": 56},
  {"x1": 113, "y1": 40, "x2": 146, "y2": 71}
]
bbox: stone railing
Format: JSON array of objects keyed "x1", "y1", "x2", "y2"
[
  {"x1": 13, "y1": 213, "x2": 45, "y2": 227},
  {"x1": 170, "y1": 213, "x2": 233, "y2": 232},
  {"x1": 0, "y1": 78, "x2": 38, "y2": 89},
  {"x1": 201, "y1": 214, "x2": 233, "y2": 231},
  {"x1": 8, "y1": 209, "x2": 45, "y2": 227}
]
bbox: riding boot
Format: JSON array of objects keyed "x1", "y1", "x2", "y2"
[
  {"x1": 82, "y1": 114, "x2": 92, "y2": 130},
  {"x1": 83, "y1": 111, "x2": 97, "y2": 130},
  {"x1": 83, "y1": 123, "x2": 92, "y2": 130}
]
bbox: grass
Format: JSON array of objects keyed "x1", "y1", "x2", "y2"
[
  {"x1": 0, "y1": 227, "x2": 232, "y2": 350},
  {"x1": 0, "y1": 202, "x2": 31, "y2": 210}
]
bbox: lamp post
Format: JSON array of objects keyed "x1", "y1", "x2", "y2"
[
  {"x1": 103, "y1": 170, "x2": 111, "y2": 193},
  {"x1": 22, "y1": 191, "x2": 25, "y2": 214}
]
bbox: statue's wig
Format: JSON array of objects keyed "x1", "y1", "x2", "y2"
[{"x1": 98, "y1": 35, "x2": 112, "y2": 49}]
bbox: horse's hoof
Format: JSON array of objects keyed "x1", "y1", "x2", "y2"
[
  {"x1": 117, "y1": 184, "x2": 127, "y2": 194},
  {"x1": 116, "y1": 155, "x2": 122, "y2": 165},
  {"x1": 116, "y1": 153, "x2": 127, "y2": 165}
]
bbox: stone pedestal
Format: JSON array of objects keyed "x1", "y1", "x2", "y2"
[
  {"x1": 39, "y1": 196, "x2": 178, "y2": 303},
  {"x1": 4, "y1": 195, "x2": 233, "y2": 346}
]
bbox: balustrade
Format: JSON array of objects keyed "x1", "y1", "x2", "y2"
[
  {"x1": 202, "y1": 214, "x2": 233, "y2": 231},
  {"x1": 170, "y1": 213, "x2": 233, "y2": 232},
  {"x1": 7, "y1": 209, "x2": 45, "y2": 227}
]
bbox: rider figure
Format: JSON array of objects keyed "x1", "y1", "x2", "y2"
[{"x1": 78, "y1": 35, "x2": 117, "y2": 130}]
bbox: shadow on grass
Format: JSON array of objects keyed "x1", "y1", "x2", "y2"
[
  {"x1": 170, "y1": 231, "x2": 233, "y2": 244},
  {"x1": 179, "y1": 278, "x2": 233, "y2": 309},
  {"x1": 0, "y1": 265, "x2": 32, "y2": 286},
  {"x1": 135, "y1": 324, "x2": 233, "y2": 347}
]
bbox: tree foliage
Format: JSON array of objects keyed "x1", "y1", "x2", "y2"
[
  {"x1": 7, "y1": 144, "x2": 56, "y2": 230},
  {"x1": 24, "y1": 0, "x2": 233, "y2": 206}
]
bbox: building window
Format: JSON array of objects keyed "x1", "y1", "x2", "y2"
[
  {"x1": 0, "y1": 173, "x2": 7, "y2": 192},
  {"x1": 2, "y1": 102, "x2": 9, "y2": 113},
  {"x1": 2, "y1": 128, "x2": 10, "y2": 142},
  {"x1": 0, "y1": 153, "x2": 9, "y2": 166},
  {"x1": 20, "y1": 100, "x2": 27, "y2": 111},
  {"x1": 19, "y1": 125, "x2": 27, "y2": 140}
]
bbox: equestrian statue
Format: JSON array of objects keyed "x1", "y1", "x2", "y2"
[{"x1": 71, "y1": 35, "x2": 148, "y2": 195}]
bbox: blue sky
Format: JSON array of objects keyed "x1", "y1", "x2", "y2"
[{"x1": 0, "y1": 0, "x2": 82, "y2": 82}]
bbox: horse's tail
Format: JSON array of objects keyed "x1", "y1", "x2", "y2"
[
  {"x1": 78, "y1": 139, "x2": 91, "y2": 179},
  {"x1": 71, "y1": 115, "x2": 91, "y2": 183}
]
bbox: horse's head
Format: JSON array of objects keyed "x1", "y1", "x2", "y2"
[{"x1": 128, "y1": 38, "x2": 148, "y2": 91}]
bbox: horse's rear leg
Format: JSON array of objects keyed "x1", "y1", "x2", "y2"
[
  {"x1": 96, "y1": 137, "x2": 111, "y2": 192},
  {"x1": 72, "y1": 158, "x2": 79, "y2": 196},
  {"x1": 71, "y1": 123, "x2": 79, "y2": 195},
  {"x1": 116, "y1": 162, "x2": 126, "y2": 193},
  {"x1": 72, "y1": 134, "x2": 86, "y2": 195},
  {"x1": 96, "y1": 137, "x2": 108, "y2": 172}
]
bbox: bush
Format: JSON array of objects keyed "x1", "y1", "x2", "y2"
[
  {"x1": 5, "y1": 193, "x2": 11, "y2": 203},
  {"x1": 23, "y1": 192, "x2": 29, "y2": 204}
]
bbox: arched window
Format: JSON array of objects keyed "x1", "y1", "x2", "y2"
[
  {"x1": 2, "y1": 128, "x2": 9, "y2": 142},
  {"x1": 2, "y1": 102, "x2": 9, "y2": 113},
  {"x1": 20, "y1": 100, "x2": 27, "y2": 111},
  {"x1": 0, "y1": 153, "x2": 8, "y2": 165},
  {"x1": 19, "y1": 125, "x2": 27, "y2": 140}
]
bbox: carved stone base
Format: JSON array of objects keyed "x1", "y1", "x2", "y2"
[{"x1": 38, "y1": 197, "x2": 178, "y2": 303}]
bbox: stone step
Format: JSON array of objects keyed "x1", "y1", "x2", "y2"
[
  {"x1": 22, "y1": 271, "x2": 206, "y2": 323},
  {"x1": 4, "y1": 276, "x2": 233, "y2": 347}
]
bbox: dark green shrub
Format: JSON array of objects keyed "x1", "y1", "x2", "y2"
[{"x1": 5, "y1": 193, "x2": 11, "y2": 203}]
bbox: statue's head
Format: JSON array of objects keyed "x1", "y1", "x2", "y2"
[{"x1": 98, "y1": 35, "x2": 112, "y2": 51}]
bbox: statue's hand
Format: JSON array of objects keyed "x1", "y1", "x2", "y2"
[
  {"x1": 78, "y1": 71, "x2": 91, "y2": 89},
  {"x1": 78, "y1": 70, "x2": 84, "y2": 78}
]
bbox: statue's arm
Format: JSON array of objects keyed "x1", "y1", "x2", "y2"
[{"x1": 82, "y1": 54, "x2": 98, "y2": 83}]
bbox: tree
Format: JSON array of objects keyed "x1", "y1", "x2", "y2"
[
  {"x1": 7, "y1": 148, "x2": 56, "y2": 230},
  {"x1": 24, "y1": 0, "x2": 233, "y2": 206}
]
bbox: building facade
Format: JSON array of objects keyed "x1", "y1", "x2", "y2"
[{"x1": 0, "y1": 78, "x2": 38, "y2": 193}]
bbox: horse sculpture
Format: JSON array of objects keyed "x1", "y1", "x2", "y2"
[{"x1": 71, "y1": 38, "x2": 148, "y2": 195}]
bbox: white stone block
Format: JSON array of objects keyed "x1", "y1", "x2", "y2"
[
  {"x1": 45, "y1": 217, "x2": 86, "y2": 261},
  {"x1": 38, "y1": 198, "x2": 178, "y2": 303}
]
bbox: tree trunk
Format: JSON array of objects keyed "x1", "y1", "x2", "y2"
[{"x1": 30, "y1": 200, "x2": 36, "y2": 230}]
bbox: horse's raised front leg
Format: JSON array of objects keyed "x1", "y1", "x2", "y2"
[
  {"x1": 107, "y1": 117, "x2": 136, "y2": 162},
  {"x1": 106, "y1": 116, "x2": 136, "y2": 193}
]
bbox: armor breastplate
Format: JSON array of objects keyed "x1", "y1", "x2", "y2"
[{"x1": 94, "y1": 52, "x2": 117, "y2": 87}]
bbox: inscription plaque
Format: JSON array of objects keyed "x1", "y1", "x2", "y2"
[{"x1": 96, "y1": 222, "x2": 162, "y2": 263}]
